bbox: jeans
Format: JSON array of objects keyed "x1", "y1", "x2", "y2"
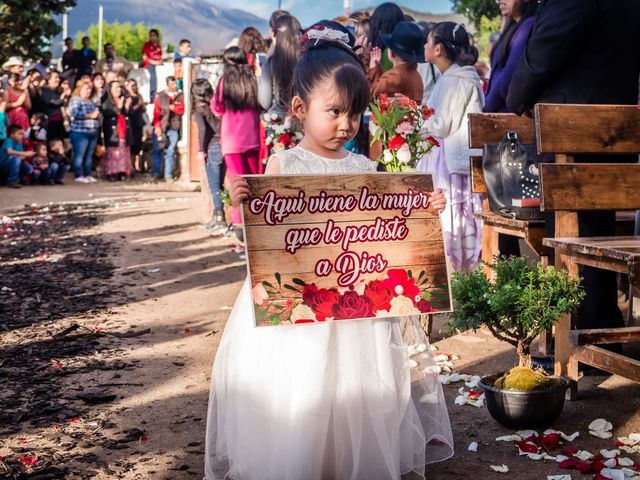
[
  {"x1": 152, "y1": 132, "x2": 161, "y2": 176},
  {"x1": 164, "y1": 129, "x2": 179, "y2": 180},
  {"x1": 70, "y1": 130, "x2": 98, "y2": 178},
  {"x1": 49, "y1": 162, "x2": 70, "y2": 183},
  {"x1": 224, "y1": 148, "x2": 261, "y2": 225},
  {"x1": 0, "y1": 154, "x2": 21, "y2": 184},
  {"x1": 148, "y1": 65, "x2": 157, "y2": 102},
  {"x1": 205, "y1": 143, "x2": 225, "y2": 210}
]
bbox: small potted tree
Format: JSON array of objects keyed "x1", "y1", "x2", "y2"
[{"x1": 450, "y1": 256, "x2": 584, "y2": 428}]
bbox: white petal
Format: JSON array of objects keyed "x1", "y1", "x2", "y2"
[
  {"x1": 629, "y1": 433, "x2": 640, "y2": 443},
  {"x1": 589, "y1": 418, "x2": 612, "y2": 431},
  {"x1": 590, "y1": 430, "x2": 614, "y2": 439},
  {"x1": 527, "y1": 453, "x2": 544, "y2": 460},
  {"x1": 555, "y1": 455, "x2": 570, "y2": 463},
  {"x1": 574, "y1": 451, "x2": 594, "y2": 461},
  {"x1": 560, "y1": 431, "x2": 580, "y2": 442},
  {"x1": 547, "y1": 476, "x2": 572, "y2": 480},
  {"x1": 496, "y1": 435, "x2": 522, "y2": 442},
  {"x1": 604, "y1": 459, "x2": 618, "y2": 468},
  {"x1": 601, "y1": 449, "x2": 621, "y2": 459},
  {"x1": 416, "y1": 343, "x2": 428, "y2": 353},
  {"x1": 618, "y1": 458, "x2": 635, "y2": 467},
  {"x1": 600, "y1": 468, "x2": 625, "y2": 480},
  {"x1": 454, "y1": 395, "x2": 465, "y2": 406},
  {"x1": 468, "y1": 441, "x2": 478, "y2": 452},
  {"x1": 490, "y1": 465, "x2": 509, "y2": 473},
  {"x1": 517, "y1": 430, "x2": 539, "y2": 439},
  {"x1": 408, "y1": 359, "x2": 418, "y2": 368}
]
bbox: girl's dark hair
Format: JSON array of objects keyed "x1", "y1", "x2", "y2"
[
  {"x1": 7, "y1": 72, "x2": 22, "y2": 84},
  {"x1": 221, "y1": 46, "x2": 258, "y2": 112},
  {"x1": 494, "y1": 0, "x2": 538, "y2": 67},
  {"x1": 269, "y1": 9, "x2": 290, "y2": 30},
  {"x1": 368, "y1": 3, "x2": 404, "y2": 49},
  {"x1": 239, "y1": 27, "x2": 266, "y2": 55},
  {"x1": 270, "y1": 15, "x2": 301, "y2": 110},
  {"x1": 191, "y1": 78, "x2": 215, "y2": 115},
  {"x1": 294, "y1": 25, "x2": 369, "y2": 117},
  {"x1": 430, "y1": 22, "x2": 478, "y2": 66}
]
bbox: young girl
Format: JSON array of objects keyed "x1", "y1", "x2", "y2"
[
  {"x1": 419, "y1": 22, "x2": 485, "y2": 272},
  {"x1": 211, "y1": 46, "x2": 261, "y2": 247},
  {"x1": 205, "y1": 24, "x2": 453, "y2": 480}
]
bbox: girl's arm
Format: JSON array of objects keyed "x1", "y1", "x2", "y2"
[
  {"x1": 23, "y1": 91, "x2": 31, "y2": 110},
  {"x1": 424, "y1": 78, "x2": 471, "y2": 138},
  {"x1": 230, "y1": 156, "x2": 281, "y2": 206},
  {"x1": 210, "y1": 80, "x2": 225, "y2": 117},
  {"x1": 6, "y1": 91, "x2": 25, "y2": 108},
  {"x1": 430, "y1": 188, "x2": 446, "y2": 213}
]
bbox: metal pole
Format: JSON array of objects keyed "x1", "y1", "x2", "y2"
[
  {"x1": 97, "y1": 5, "x2": 104, "y2": 60},
  {"x1": 277, "y1": 0, "x2": 281, "y2": 10},
  {"x1": 62, "y1": 13, "x2": 68, "y2": 42}
]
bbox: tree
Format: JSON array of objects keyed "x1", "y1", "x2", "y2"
[
  {"x1": 75, "y1": 21, "x2": 161, "y2": 63},
  {"x1": 475, "y1": 15, "x2": 503, "y2": 62},
  {"x1": 450, "y1": 0, "x2": 500, "y2": 28},
  {"x1": 0, "y1": 0, "x2": 76, "y2": 65}
]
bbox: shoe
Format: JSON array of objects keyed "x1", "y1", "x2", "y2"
[
  {"x1": 8, "y1": 182, "x2": 21, "y2": 189},
  {"x1": 233, "y1": 244, "x2": 247, "y2": 261},
  {"x1": 223, "y1": 225, "x2": 235, "y2": 238},
  {"x1": 86, "y1": 176, "x2": 98, "y2": 183},
  {"x1": 117, "y1": 173, "x2": 127, "y2": 181},
  {"x1": 56, "y1": 180, "x2": 65, "y2": 185},
  {"x1": 207, "y1": 210, "x2": 227, "y2": 236},
  {"x1": 74, "y1": 176, "x2": 89, "y2": 183}
]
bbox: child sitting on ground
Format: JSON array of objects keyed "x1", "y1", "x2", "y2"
[
  {"x1": 30, "y1": 143, "x2": 51, "y2": 184},
  {"x1": 0, "y1": 124, "x2": 36, "y2": 188},
  {"x1": 48, "y1": 139, "x2": 70, "y2": 184},
  {"x1": 25, "y1": 113, "x2": 47, "y2": 151}
]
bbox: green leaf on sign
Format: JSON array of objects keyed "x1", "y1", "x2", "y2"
[
  {"x1": 275, "y1": 272, "x2": 281, "y2": 288},
  {"x1": 292, "y1": 278, "x2": 306, "y2": 287}
]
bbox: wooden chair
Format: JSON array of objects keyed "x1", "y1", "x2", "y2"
[
  {"x1": 468, "y1": 113, "x2": 547, "y2": 265},
  {"x1": 536, "y1": 103, "x2": 640, "y2": 399}
]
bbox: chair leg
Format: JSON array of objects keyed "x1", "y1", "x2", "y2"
[{"x1": 554, "y1": 313, "x2": 578, "y2": 400}]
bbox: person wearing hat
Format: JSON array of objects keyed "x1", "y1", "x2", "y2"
[
  {"x1": 1, "y1": 56, "x2": 25, "y2": 89},
  {"x1": 368, "y1": 21, "x2": 425, "y2": 102}
]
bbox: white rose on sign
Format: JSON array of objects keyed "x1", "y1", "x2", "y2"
[
  {"x1": 290, "y1": 304, "x2": 317, "y2": 323},
  {"x1": 388, "y1": 295, "x2": 421, "y2": 316}
]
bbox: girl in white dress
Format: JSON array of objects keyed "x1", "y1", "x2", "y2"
[{"x1": 205, "y1": 24, "x2": 454, "y2": 480}]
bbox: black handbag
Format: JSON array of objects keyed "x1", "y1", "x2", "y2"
[{"x1": 482, "y1": 131, "x2": 543, "y2": 221}]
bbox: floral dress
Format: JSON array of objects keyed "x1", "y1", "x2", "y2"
[
  {"x1": 204, "y1": 146, "x2": 453, "y2": 480},
  {"x1": 7, "y1": 89, "x2": 30, "y2": 131}
]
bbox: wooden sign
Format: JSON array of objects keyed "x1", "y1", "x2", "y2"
[{"x1": 242, "y1": 173, "x2": 452, "y2": 327}]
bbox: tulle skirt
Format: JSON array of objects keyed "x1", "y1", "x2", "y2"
[{"x1": 204, "y1": 280, "x2": 453, "y2": 480}]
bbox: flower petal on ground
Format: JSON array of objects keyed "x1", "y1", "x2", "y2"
[
  {"x1": 490, "y1": 465, "x2": 509, "y2": 473},
  {"x1": 497, "y1": 435, "x2": 523, "y2": 442},
  {"x1": 591, "y1": 430, "x2": 614, "y2": 439},
  {"x1": 574, "y1": 450, "x2": 594, "y2": 461},
  {"x1": 618, "y1": 458, "x2": 634, "y2": 467},
  {"x1": 548, "y1": 476, "x2": 572, "y2": 480},
  {"x1": 600, "y1": 468, "x2": 626, "y2": 480},
  {"x1": 601, "y1": 450, "x2": 621, "y2": 459},
  {"x1": 468, "y1": 441, "x2": 478, "y2": 452}
]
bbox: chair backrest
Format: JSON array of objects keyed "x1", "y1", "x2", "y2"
[
  {"x1": 535, "y1": 103, "x2": 640, "y2": 155},
  {"x1": 468, "y1": 113, "x2": 535, "y2": 194},
  {"x1": 536, "y1": 103, "x2": 640, "y2": 212}
]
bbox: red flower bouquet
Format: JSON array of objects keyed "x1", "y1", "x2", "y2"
[{"x1": 369, "y1": 93, "x2": 439, "y2": 172}]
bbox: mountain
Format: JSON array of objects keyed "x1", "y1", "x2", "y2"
[{"x1": 64, "y1": 0, "x2": 268, "y2": 55}]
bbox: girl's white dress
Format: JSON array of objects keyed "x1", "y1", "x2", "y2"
[{"x1": 205, "y1": 146, "x2": 454, "y2": 480}]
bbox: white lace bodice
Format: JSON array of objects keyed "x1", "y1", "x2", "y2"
[{"x1": 271, "y1": 146, "x2": 377, "y2": 175}]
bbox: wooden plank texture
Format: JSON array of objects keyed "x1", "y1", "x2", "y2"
[
  {"x1": 571, "y1": 327, "x2": 640, "y2": 346},
  {"x1": 574, "y1": 345, "x2": 640, "y2": 382},
  {"x1": 242, "y1": 174, "x2": 451, "y2": 327},
  {"x1": 535, "y1": 103, "x2": 640, "y2": 154},
  {"x1": 540, "y1": 164, "x2": 640, "y2": 211},
  {"x1": 470, "y1": 156, "x2": 487, "y2": 193},
  {"x1": 468, "y1": 113, "x2": 535, "y2": 149}
]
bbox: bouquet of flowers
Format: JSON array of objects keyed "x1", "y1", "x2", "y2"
[
  {"x1": 369, "y1": 93, "x2": 440, "y2": 172},
  {"x1": 263, "y1": 112, "x2": 303, "y2": 153}
]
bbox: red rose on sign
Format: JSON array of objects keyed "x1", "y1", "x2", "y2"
[
  {"x1": 426, "y1": 135, "x2": 440, "y2": 147},
  {"x1": 383, "y1": 269, "x2": 419, "y2": 298},
  {"x1": 388, "y1": 134, "x2": 405, "y2": 151},
  {"x1": 303, "y1": 284, "x2": 340, "y2": 320},
  {"x1": 364, "y1": 280, "x2": 393, "y2": 311},
  {"x1": 416, "y1": 299, "x2": 434, "y2": 313},
  {"x1": 278, "y1": 133, "x2": 292, "y2": 146},
  {"x1": 332, "y1": 291, "x2": 374, "y2": 320}
]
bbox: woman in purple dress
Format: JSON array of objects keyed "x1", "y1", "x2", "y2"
[{"x1": 484, "y1": 0, "x2": 537, "y2": 113}]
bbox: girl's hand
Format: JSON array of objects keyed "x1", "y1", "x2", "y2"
[
  {"x1": 369, "y1": 47, "x2": 382, "y2": 70},
  {"x1": 229, "y1": 176, "x2": 252, "y2": 207},
  {"x1": 430, "y1": 188, "x2": 446, "y2": 213}
]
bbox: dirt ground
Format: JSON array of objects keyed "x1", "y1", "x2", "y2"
[{"x1": 1, "y1": 181, "x2": 639, "y2": 480}]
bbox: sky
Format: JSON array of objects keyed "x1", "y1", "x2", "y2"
[{"x1": 223, "y1": 0, "x2": 454, "y2": 27}]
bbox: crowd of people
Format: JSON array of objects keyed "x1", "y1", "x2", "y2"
[{"x1": 0, "y1": 32, "x2": 192, "y2": 188}]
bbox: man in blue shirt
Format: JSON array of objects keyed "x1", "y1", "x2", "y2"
[{"x1": 0, "y1": 125, "x2": 35, "y2": 188}]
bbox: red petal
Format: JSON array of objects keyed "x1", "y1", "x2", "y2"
[
  {"x1": 615, "y1": 441, "x2": 625, "y2": 446},
  {"x1": 540, "y1": 432, "x2": 561, "y2": 451},
  {"x1": 69, "y1": 417, "x2": 79, "y2": 423},
  {"x1": 564, "y1": 446, "x2": 579, "y2": 455},
  {"x1": 183, "y1": 328, "x2": 191, "y2": 333},
  {"x1": 516, "y1": 440, "x2": 540, "y2": 454},
  {"x1": 19, "y1": 456, "x2": 38, "y2": 467},
  {"x1": 140, "y1": 434, "x2": 149, "y2": 442},
  {"x1": 589, "y1": 460, "x2": 605, "y2": 473}
]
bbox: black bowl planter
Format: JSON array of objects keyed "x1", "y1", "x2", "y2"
[{"x1": 479, "y1": 374, "x2": 570, "y2": 429}]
